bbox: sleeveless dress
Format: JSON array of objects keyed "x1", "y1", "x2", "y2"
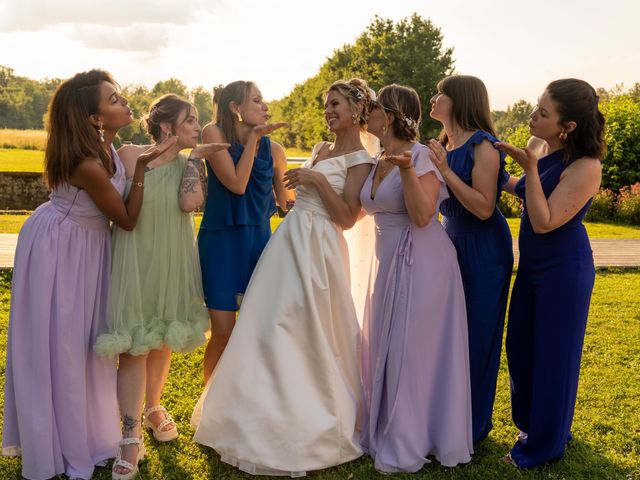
[
  {"x1": 94, "y1": 154, "x2": 209, "y2": 357},
  {"x1": 439, "y1": 130, "x2": 514, "y2": 443},
  {"x1": 2, "y1": 146, "x2": 123, "y2": 480},
  {"x1": 359, "y1": 143, "x2": 473, "y2": 472},
  {"x1": 198, "y1": 135, "x2": 276, "y2": 311},
  {"x1": 507, "y1": 149, "x2": 595, "y2": 467},
  {"x1": 191, "y1": 148, "x2": 374, "y2": 476}
]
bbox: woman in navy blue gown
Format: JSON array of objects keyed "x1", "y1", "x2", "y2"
[
  {"x1": 428, "y1": 75, "x2": 513, "y2": 443},
  {"x1": 495, "y1": 78, "x2": 604, "y2": 468}
]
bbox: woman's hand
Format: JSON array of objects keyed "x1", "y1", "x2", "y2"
[
  {"x1": 252, "y1": 122, "x2": 288, "y2": 138},
  {"x1": 283, "y1": 167, "x2": 322, "y2": 190},
  {"x1": 385, "y1": 151, "x2": 413, "y2": 170},
  {"x1": 495, "y1": 142, "x2": 538, "y2": 172},
  {"x1": 427, "y1": 139, "x2": 450, "y2": 174},
  {"x1": 136, "y1": 136, "x2": 177, "y2": 165},
  {"x1": 190, "y1": 142, "x2": 231, "y2": 159}
]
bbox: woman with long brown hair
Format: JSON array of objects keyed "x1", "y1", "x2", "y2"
[
  {"x1": 428, "y1": 74, "x2": 513, "y2": 444},
  {"x1": 1, "y1": 69, "x2": 173, "y2": 480}
]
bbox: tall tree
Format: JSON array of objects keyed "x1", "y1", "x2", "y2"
[{"x1": 269, "y1": 14, "x2": 454, "y2": 150}]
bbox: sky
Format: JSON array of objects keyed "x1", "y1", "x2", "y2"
[{"x1": 0, "y1": 0, "x2": 638, "y2": 110}]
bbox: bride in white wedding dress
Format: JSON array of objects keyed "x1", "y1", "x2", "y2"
[{"x1": 191, "y1": 79, "x2": 375, "y2": 476}]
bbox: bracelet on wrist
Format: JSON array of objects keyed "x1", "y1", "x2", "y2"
[{"x1": 399, "y1": 164, "x2": 413, "y2": 170}]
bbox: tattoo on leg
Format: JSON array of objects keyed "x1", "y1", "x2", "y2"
[{"x1": 122, "y1": 414, "x2": 139, "y2": 433}]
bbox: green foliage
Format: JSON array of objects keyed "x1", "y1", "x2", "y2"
[
  {"x1": 493, "y1": 99, "x2": 533, "y2": 140},
  {"x1": 586, "y1": 188, "x2": 618, "y2": 223},
  {"x1": 616, "y1": 182, "x2": 640, "y2": 225},
  {"x1": 501, "y1": 123, "x2": 529, "y2": 177},
  {"x1": 0, "y1": 66, "x2": 61, "y2": 130},
  {"x1": 600, "y1": 94, "x2": 640, "y2": 191},
  {"x1": 497, "y1": 191, "x2": 522, "y2": 218},
  {"x1": 269, "y1": 14, "x2": 454, "y2": 150}
]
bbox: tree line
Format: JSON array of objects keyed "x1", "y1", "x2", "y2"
[{"x1": 1, "y1": 14, "x2": 638, "y2": 192}]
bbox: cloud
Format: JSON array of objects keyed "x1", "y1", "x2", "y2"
[
  {"x1": 0, "y1": 0, "x2": 216, "y2": 31},
  {"x1": 71, "y1": 24, "x2": 170, "y2": 53}
]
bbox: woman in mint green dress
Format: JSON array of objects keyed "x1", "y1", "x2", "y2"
[{"x1": 94, "y1": 94, "x2": 228, "y2": 480}]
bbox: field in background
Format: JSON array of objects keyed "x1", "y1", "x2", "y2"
[{"x1": 0, "y1": 129, "x2": 47, "y2": 150}]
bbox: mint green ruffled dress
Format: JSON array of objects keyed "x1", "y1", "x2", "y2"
[{"x1": 95, "y1": 154, "x2": 209, "y2": 357}]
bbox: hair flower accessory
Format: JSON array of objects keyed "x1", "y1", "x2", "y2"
[{"x1": 401, "y1": 114, "x2": 418, "y2": 130}]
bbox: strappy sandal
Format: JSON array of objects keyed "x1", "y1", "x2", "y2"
[
  {"x1": 143, "y1": 405, "x2": 178, "y2": 442},
  {"x1": 112, "y1": 436, "x2": 145, "y2": 480}
]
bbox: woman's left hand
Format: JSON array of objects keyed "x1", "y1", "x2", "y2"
[
  {"x1": 385, "y1": 151, "x2": 413, "y2": 170},
  {"x1": 427, "y1": 139, "x2": 450, "y2": 174},
  {"x1": 283, "y1": 167, "x2": 322, "y2": 189},
  {"x1": 494, "y1": 141, "x2": 538, "y2": 172}
]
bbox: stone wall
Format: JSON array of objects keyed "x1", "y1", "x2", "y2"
[{"x1": 0, "y1": 172, "x2": 49, "y2": 210}]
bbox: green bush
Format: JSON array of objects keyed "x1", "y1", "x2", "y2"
[
  {"x1": 616, "y1": 182, "x2": 640, "y2": 225},
  {"x1": 585, "y1": 188, "x2": 617, "y2": 223},
  {"x1": 497, "y1": 191, "x2": 522, "y2": 218},
  {"x1": 600, "y1": 95, "x2": 640, "y2": 191}
]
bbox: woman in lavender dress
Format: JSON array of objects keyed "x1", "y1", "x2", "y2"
[
  {"x1": 1, "y1": 70, "x2": 173, "y2": 480},
  {"x1": 359, "y1": 84, "x2": 473, "y2": 473}
]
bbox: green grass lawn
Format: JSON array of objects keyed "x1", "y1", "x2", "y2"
[
  {"x1": 2, "y1": 214, "x2": 639, "y2": 239},
  {"x1": 0, "y1": 149, "x2": 45, "y2": 172},
  {"x1": 0, "y1": 269, "x2": 638, "y2": 479}
]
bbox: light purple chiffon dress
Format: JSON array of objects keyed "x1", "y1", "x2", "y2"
[
  {"x1": 359, "y1": 143, "x2": 473, "y2": 472},
  {"x1": 2, "y1": 147, "x2": 123, "y2": 480}
]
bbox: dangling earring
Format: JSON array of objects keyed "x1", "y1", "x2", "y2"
[
  {"x1": 351, "y1": 113, "x2": 358, "y2": 125},
  {"x1": 98, "y1": 121, "x2": 105, "y2": 143},
  {"x1": 236, "y1": 111, "x2": 243, "y2": 123},
  {"x1": 559, "y1": 130, "x2": 567, "y2": 141}
]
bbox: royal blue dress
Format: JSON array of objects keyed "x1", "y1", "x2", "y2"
[
  {"x1": 507, "y1": 149, "x2": 595, "y2": 467},
  {"x1": 439, "y1": 130, "x2": 514, "y2": 443},
  {"x1": 198, "y1": 136, "x2": 276, "y2": 311}
]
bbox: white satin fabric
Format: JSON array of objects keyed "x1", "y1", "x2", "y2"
[{"x1": 191, "y1": 149, "x2": 374, "y2": 476}]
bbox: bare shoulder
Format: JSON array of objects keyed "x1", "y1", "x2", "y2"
[
  {"x1": 202, "y1": 123, "x2": 225, "y2": 142},
  {"x1": 71, "y1": 156, "x2": 110, "y2": 187},
  {"x1": 270, "y1": 140, "x2": 286, "y2": 158},
  {"x1": 117, "y1": 144, "x2": 147, "y2": 162},
  {"x1": 475, "y1": 138, "x2": 500, "y2": 159},
  {"x1": 568, "y1": 156, "x2": 602, "y2": 176}
]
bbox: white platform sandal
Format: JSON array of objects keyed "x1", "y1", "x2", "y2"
[
  {"x1": 112, "y1": 436, "x2": 145, "y2": 480},
  {"x1": 143, "y1": 405, "x2": 179, "y2": 442}
]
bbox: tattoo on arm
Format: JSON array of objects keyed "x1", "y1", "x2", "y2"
[
  {"x1": 181, "y1": 162, "x2": 200, "y2": 195},
  {"x1": 122, "y1": 414, "x2": 138, "y2": 433}
]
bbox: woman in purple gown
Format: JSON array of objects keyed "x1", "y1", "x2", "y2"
[
  {"x1": 359, "y1": 84, "x2": 473, "y2": 473},
  {"x1": 1, "y1": 70, "x2": 174, "y2": 480}
]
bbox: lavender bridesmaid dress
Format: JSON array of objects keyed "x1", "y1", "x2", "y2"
[
  {"x1": 2, "y1": 146, "x2": 123, "y2": 480},
  {"x1": 359, "y1": 143, "x2": 473, "y2": 472}
]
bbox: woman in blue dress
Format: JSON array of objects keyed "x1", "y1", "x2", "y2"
[
  {"x1": 428, "y1": 75, "x2": 513, "y2": 443},
  {"x1": 495, "y1": 78, "x2": 604, "y2": 468},
  {"x1": 198, "y1": 81, "x2": 289, "y2": 384}
]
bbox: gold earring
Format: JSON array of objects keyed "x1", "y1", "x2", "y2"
[
  {"x1": 559, "y1": 131, "x2": 567, "y2": 141},
  {"x1": 382, "y1": 125, "x2": 387, "y2": 135},
  {"x1": 236, "y1": 111, "x2": 243, "y2": 123},
  {"x1": 352, "y1": 113, "x2": 358, "y2": 125}
]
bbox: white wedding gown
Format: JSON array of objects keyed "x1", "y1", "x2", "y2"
[{"x1": 191, "y1": 147, "x2": 374, "y2": 476}]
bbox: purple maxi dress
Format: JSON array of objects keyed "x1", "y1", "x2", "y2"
[
  {"x1": 359, "y1": 143, "x2": 473, "y2": 472},
  {"x1": 2, "y1": 147, "x2": 123, "y2": 480}
]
